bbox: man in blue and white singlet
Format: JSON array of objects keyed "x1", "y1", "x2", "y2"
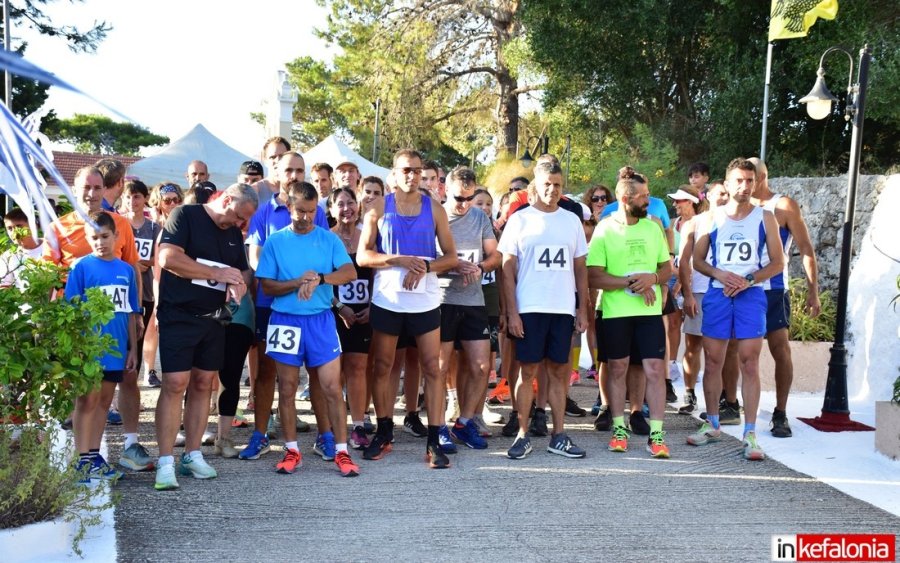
[
  {"x1": 690, "y1": 157, "x2": 784, "y2": 461},
  {"x1": 357, "y1": 148, "x2": 459, "y2": 469}
]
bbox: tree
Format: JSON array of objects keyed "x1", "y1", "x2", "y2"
[
  {"x1": 42, "y1": 113, "x2": 168, "y2": 155},
  {"x1": 521, "y1": 0, "x2": 900, "y2": 175}
]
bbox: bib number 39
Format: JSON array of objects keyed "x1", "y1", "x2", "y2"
[
  {"x1": 267, "y1": 324, "x2": 301, "y2": 355},
  {"x1": 339, "y1": 280, "x2": 369, "y2": 304},
  {"x1": 535, "y1": 245, "x2": 570, "y2": 271}
]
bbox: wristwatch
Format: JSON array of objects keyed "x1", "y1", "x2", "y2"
[
  {"x1": 744, "y1": 273, "x2": 755, "y2": 286},
  {"x1": 318, "y1": 273, "x2": 326, "y2": 285}
]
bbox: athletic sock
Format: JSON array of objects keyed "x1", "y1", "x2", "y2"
[
  {"x1": 571, "y1": 347, "x2": 581, "y2": 370},
  {"x1": 123, "y1": 433, "x2": 138, "y2": 449},
  {"x1": 352, "y1": 420, "x2": 363, "y2": 429},
  {"x1": 457, "y1": 417, "x2": 470, "y2": 426},
  {"x1": 188, "y1": 450, "x2": 203, "y2": 461},
  {"x1": 158, "y1": 455, "x2": 174, "y2": 467},
  {"x1": 79, "y1": 452, "x2": 92, "y2": 463},
  {"x1": 612, "y1": 416, "x2": 625, "y2": 429},
  {"x1": 427, "y1": 425, "x2": 439, "y2": 445},
  {"x1": 649, "y1": 419, "x2": 663, "y2": 434},
  {"x1": 744, "y1": 422, "x2": 756, "y2": 437},
  {"x1": 376, "y1": 416, "x2": 392, "y2": 436},
  {"x1": 285, "y1": 441, "x2": 298, "y2": 451},
  {"x1": 89, "y1": 448, "x2": 100, "y2": 461},
  {"x1": 336, "y1": 443, "x2": 348, "y2": 453},
  {"x1": 708, "y1": 415, "x2": 720, "y2": 429}
]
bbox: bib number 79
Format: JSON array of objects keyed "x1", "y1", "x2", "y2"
[{"x1": 267, "y1": 324, "x2": 301, "y2": 354}]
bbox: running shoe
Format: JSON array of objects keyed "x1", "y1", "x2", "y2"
[
  {"x1": 147, "y1": 369, "x2": 162, "y2": 388},
  {"x1": 487, "y1": 370, "x2": 499, "y2": 388},
  {"x1": 119, "y1": 443, "x2": 154, "y2": 471},
  {"x1": 296, "y1": 416, "x2": 310, "y2": 433},
  {"x1": 668, "y1": 361, "x2": 682, "y2": 383},
  {"x1": 593, "y1": 407, "x2": 612, "y2": 431},
  {"x1": 92, "y1": 454, "x2": 124, "y2": 481},
  {"x1": 349, "y1": 426, "x2": 370, "y2": 450},
  {"x1": 298, "y1": 386, "x2": 310, "y2": 400},
  {"x1": 242, "y1": 374, "x2": 251, "y2": 387},
  {"x1": 445, "y1": 397, "x2": 460, "y2": 423},
  {"x1": 238, "y1": 430, "x2": 270, "y2": 460},
  {"x1": 770, "y1": 409, "x2": 793, "y2": 438},
  {"x1": 438, "y1": 425, "x2": 457, "y2": 454},
  {"x1": 501, "y1": 411, "x2": 519, "y2": 437},
  {"x1": 547, "y1": 433, "x2": 586, "y2": 458},
  {"x1": 362, "y1": 433, "x2": 393, "y2": 460},
  {"x1": 678, "y1": 389, "x2": 698, "y2": 415},
  {"x1": 529, "y1": 408, "x2": 549, "y2": 437},
  {"x1": 214, "y1": 437, "x2": 239, "y2": 459},
  {"x1": 174, "y1": 432, "x2": 185, "y2": 447},
  {"x1": 403, "y1": 412, "x2": 427, "y2": 437},
  {"x1": 335, "y1": 450, "x2": 360, "y2": 476},
  {"x1": 487, "y1": 378, "x2": 510, "y2": 405},
  {"x1": 591, "y1": 398, "x2": 602, "y2": 416},
  {"x1": 276, "y1": 448, "x2": 302, "y2": 474},
  {"x1": 179, "y1": 452, "x2": 217, "y2": 479},
  {"x1": 565, "y1": 396, "x2": 587, "y2": 417},
  {"x1": 647, "y1": 430, "x2": 670, "y2": 458},
  {"x1": 686, "y1": 422, "x2": 721, "y2": 446},
  {"x1": 201, "y1": 431, "x2": 215, "y2": 446},
  {"x1": 76, "y1": 458, "x2": 93, "y2": 484},
  {"x1": 629, "y1": 411, "x2": 650, "y2": 436},
  {"x1": 209, "y1": 402, "x2": 218, "y2": 416},
  {"x1": 231, "y1": 410, "x2": 249, "y2": 428},
  {"x1": 363, "y1": 413, "x2": 376, "y2": 434},
  {"x1": 154, "y1": 463, "x2": 179, "y2": 491},
  {"x1": 720, "y1": 400, "x2": 741, "y2": 425},
  {"x1": 314, "y1": 432, "x2": 336, "y2": 461},
  {"x1": 106, "y1": 408, "x2": 123, "y2": 426},
  {"x1": 471, "y1": 414, "x2": 493, "y2": 437},
  {"x1": 266, "y1": 415, "x2": 277, "y2": 439},
  {"x1": 569, "y1": 370, "x2": 580, "y2": 386},
  {"x1": 450, "y1": 419, "x2": 488, "y2": 449},
  {"x1": 608, "y1": 425, "x2": 630, "y2": 452},
  {"x1": 585, "y1": 367, "x2": 598, "y2": 380},
  {"x1": 426, "y1": 442, "x2": 450, "y2": 469},
  {"x1": 665, "y1": 379, "x2": 678, "y2": 403},
  {"x1": 506, "y1": 436, "x2": 532, "y2": 460},
  {"x1": 743, "y1": 432, "x2": 766, "y2": 461}
]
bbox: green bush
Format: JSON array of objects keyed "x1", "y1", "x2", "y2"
[{"x1": 788, "y1": 278, "x2": 836, "y2": 342}]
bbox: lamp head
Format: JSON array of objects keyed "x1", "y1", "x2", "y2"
[
  {"x1": 519, "y1": 149, "x2": 534, "y2": 169},
  {"x1": 800, "y1": 67, "x2": 839, "y2": 120}
]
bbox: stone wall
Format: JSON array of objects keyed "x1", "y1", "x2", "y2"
[{"x1": 768, "y1": 174, "x2": 894, "y2": 296}]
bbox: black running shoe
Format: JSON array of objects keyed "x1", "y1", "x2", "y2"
[
  {"x1": 593, "y1": 407, "x2": 611, "y2": 431},
  {"x1": 720, "y1": 401, "x2": 741, "y2": 425},
  {"x1": 403, "y1": 412, "x2": 427, "y2": 437},
  {"x1": 565, "y1": 396, "x2": 587, "y2": 417},
  {"x1": 629, "y1": 411, "x2": 650, "y2": 436},
  {"x1": 426, "y1": 442, "x2": 450, "y2": 469},
  {"x1": 529, "y1": 408, "x2": 549, "y2": 437},
  {"x1": 362, "y1": 433, "x2": 393, "y2": 460},
  {"x1": 501, "y1": 411, "x2": 519, "y2": 437},
  {"x1": 665, "y1": 379, "x2": 678, "y2": 403},
  {"x1": 770, "y1": 409, "x2": 793, "y2": 438},
  {"x1": 678, "y1": 389, "x2": 697, "y2": 415}
]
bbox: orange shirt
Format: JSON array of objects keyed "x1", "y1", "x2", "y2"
[{"x1": 42, "y1": 211, "x2": 139, "y2": 269}]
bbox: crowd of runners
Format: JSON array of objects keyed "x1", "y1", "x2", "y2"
[{"x1": 0, "y1": 135, "x2": 820, "y2": 490}]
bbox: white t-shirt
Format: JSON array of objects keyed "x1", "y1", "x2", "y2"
[
  {"x1": 0, "y1": 244, "x2": 43, "y2": 290},
  {"x1": 497, "y1": 206, "x2": 587, "y2": 316}
]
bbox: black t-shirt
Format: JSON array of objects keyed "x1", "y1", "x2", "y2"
[{"x1": 158, "y1": 204, "x2": 249, "y2": 315}]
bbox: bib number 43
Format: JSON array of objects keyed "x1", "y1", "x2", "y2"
[{"x1": 267, "y1": 324, "x2": 301, "y2": 354}]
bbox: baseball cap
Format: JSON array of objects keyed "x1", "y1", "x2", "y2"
[
  {"x1": 666, "y1": 188, "x2": 699, "y2": 204},
  {"x1": 333, "y1": 155, "x2": 358, "y2": 170},
  {"x1": 240, "y1": 160, "x2": 264, "y2": 176},
  {"x1": 192, "y1": 180, "x2": 217, "y2": 193}
]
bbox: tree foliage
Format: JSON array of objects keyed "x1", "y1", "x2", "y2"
[
  {"x1": 521, "y1": 0, "x2": 900, "y2": 175},
  {"x1": 42, "y1": 113, "x2": 169, "y2": 155}
]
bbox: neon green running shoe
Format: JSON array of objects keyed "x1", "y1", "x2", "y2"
[{"x1": 742, "y1": 432, "x2": 765, "y2": 461}]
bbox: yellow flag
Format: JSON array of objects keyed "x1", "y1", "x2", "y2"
[{"x1": 769, "y1": 0, "x2": 838, "y2": 41}]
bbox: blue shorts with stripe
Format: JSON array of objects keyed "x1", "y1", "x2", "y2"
[
  {"x1": 265, "y1": 310, "x2": 341, "y2": 368},
  {"x1": 701, "y1": 287, "x2": 767, "y2": 340}
]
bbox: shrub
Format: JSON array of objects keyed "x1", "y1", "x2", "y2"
[{"x1": 788, "y1": 277, "x2": 836, "y2": 342}]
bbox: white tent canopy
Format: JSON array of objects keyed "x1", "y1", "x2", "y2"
[
  {"x1": 128, "y1": 123, "x2": 253, "y2": 190},
  {"x1": 302, "y1": 135, "x2": 390, "y2": 180}
]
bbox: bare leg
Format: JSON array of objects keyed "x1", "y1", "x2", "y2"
[
  {"x1": 156, "y1": 370, "x2": 190, "y2": 457},
  {"x1": 276, "y1": 363, "x2": 300, "y2": 444},
  {"x1": 312, "y1": 357, "x2": 348, "y2": 444},
  {"x1": 737, "y1": 338, "x2": 764, "y2": 425},
  {"x1": 767, "y1": 328, "x2": 792, "y2": 412},
  {"x1": 183, "y1": 368, "x2": 216, "y2": 452}
]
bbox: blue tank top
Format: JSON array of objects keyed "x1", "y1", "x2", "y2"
[{"x1": 377, "y1": 193, "x2": 437, "y2": 259}]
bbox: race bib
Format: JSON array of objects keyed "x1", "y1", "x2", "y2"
[
  {"x1": 481, "y1": 269, "x2": 496, "y2": 285},
  {"x1": 623, "y1": 271, "x2": 652, "y2": 297},
  {"x1": 534, "y1": 245, "x2": 570, "y2": 272},
  {"x1": 382, "y1": 267, "x2": 425, "y2": 294},
  {"x1": 447, "y1": 248, "x2": 481, "y2": 278},
  {"x1": 266, "y1": 324, "x2": 301, "y2": 355},
  {"x1": 717, "y1": 239, "x2": 758, "y2": 268},
  {"x1": 135, "y1": 238, "x2": 153, "y2": 261},
  {"x1": 99, "y1": 284, "x2": 132, "y2": 313},
  {"x1": 339, "y1": 280, "x2": 370, "y2": 304},
  {"x1": 192, "y1": 258, "x2": 229, "y2": 292}
]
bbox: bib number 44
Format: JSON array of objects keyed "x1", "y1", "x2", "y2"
[{"x1": 535, "y1": 245, "x2": 569, "y2": 271}]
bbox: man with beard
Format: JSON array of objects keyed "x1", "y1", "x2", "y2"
[
  {"x1": 688, "y1": 158, "x2": 784, "y2": 461},
  {"x1": 588, "y1": 169, "x2": 673, "y2": 458}
]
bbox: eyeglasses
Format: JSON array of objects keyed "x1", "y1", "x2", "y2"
[
  {"x1": 162, "y1": 197, "x2": 181, "y2": 205},
  {"x1": 396, "y1": 166, "x2": 423, "y2": 176},
  {"x1": 453, "y1": 194, "x2": 476, "y2": 203},
  {"x1": 591, "y1": 195, "x2": 608, "y2": 203},
  {"x1": 509, "y1": 186, "x2": 525, "y2": 192}
]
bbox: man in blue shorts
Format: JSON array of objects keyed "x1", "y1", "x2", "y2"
[
  {"x1": 256, "y1": 182, "x2": 360, "y2": 477},
  {"x1": 689, "y1": 158, "x2": 784, "y2": 460}
]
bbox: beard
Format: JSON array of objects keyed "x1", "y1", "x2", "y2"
[{"x1": 628, "y1": 203, "x2": 648, "y2": 218}]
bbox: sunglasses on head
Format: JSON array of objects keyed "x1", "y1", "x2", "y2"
[
  {"x1": 591, "y1": 195, "x2": 608, "y2": 203},
  {"x1": 453, "y1": 194, "x2": 476, "y2": 203}
]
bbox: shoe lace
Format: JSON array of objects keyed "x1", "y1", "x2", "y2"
[
  {"x1": 649, "y1": 430, "x2": 667, "y2": 446},
  {"x1": 284, "y1": 449, "x2": 300, "y2": 464},
  {"x1": 744, "y1": 432, "x2": 759, "y2": 448},
  {"x1": 612, "y1": 425, "x2": 630, "y2": 441}
]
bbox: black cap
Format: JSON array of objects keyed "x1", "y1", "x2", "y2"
[
  {"x1": 240, "y1": 160, "x2": 264, "y2": 176},
  {"x1": 192, "y1": 180, "x2": 217, "y2": 193}
]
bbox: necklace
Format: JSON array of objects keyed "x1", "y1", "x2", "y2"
[{"x1": 395, "y1": 194, "x2": 420, "y2": 216}]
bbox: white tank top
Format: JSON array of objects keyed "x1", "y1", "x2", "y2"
[{"x1": 708, "y1": 206, "x2": 766, "y2": 289}]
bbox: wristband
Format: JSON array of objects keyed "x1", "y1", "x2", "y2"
[
  {"x1": 653, "y1": 272, "x2": 660, "y2": 284},
  {"x1": 424, "y1": 260, "x2": 431, "y2": 273}
]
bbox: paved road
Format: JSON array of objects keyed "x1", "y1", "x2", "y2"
[{"x1": 110, "y1": 379, "x2": 900, "y2": 562}]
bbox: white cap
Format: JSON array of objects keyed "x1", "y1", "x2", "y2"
[
  {"x1": 577, "y1": 201, "x2": 592, "y2": 221},
  {"x1": 332, "y1": 155, "x2": 358, "y2": 170},
  {"x1": 666, "y1": 188, "x2": 699, "y2": 204}
]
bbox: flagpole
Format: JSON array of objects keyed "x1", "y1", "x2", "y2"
[{"x1": 760, "y1": 41, "x2": 774, "y2": 161}]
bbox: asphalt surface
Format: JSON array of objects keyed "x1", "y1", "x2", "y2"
[{"x1": 108, "y1": 374, "x2": 900, "y2": 563}]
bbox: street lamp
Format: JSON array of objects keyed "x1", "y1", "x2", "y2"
[
  {"x1": 797, "y1": 44, "x2": 875, "y2": 433},
  {"x1": 519, "y1": 134, "x2": 549, "y2": 169}
]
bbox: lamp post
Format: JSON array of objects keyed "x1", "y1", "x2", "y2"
[
  {"x1": 519, "y1": 134, "x2": 549, "y2": 169},
  {"x1": 797, "y1": 44, "x2": 875, "y2": 432}
]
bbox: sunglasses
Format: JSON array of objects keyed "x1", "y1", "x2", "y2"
[
  {"x1": 396, "y1": 166, "x2": 423, "y2": 176},
  {"x1": 162, "y1": 197, "x2": 181, "y2": 205},
  {"x1": 453, "y1": 194, "x2": 476, "y2": 203},
  {"x1": 591, "y1": 195, "x2": 608, "y2": 203},
  {"x1": 509, "y1": 186, "x2": 525, "y2": 192}
]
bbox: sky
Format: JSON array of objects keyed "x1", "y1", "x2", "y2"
[{"x1": 15, "y1": 0, "x2": 334, "y2": 158}]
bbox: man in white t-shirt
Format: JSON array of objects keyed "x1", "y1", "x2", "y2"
[{"x1": 498, "y1": 160, "x2": 589, "y2": 460}]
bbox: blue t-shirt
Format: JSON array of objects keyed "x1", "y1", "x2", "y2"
[
  {"x1": 600, "y1": 196, "x2": 671, "y2": 229},
  {"x1": 64, "y1": 255, "x2": 139, "y2": 371},
  {"x1": 247, "y1": 193, "x2": 329, "y2": 308},
  {"x1": 256, "y1": 225, "x2": 352, "y2": 316}
]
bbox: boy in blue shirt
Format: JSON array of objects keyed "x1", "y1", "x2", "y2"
[{"x1": 65, "y1": 211, "x2": 139, "y2": 482}]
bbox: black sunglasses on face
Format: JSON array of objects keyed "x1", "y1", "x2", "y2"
[
  {"x1": 453, "y1": 194, "x2": 476, "y2": 203},
  {"x1": 591, "y1": 195, "x2": 608, "y2": 203}
]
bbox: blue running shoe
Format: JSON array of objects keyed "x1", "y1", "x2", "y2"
[
  {"x1": 449, "y1": 419, "x2": 487, "y2": 449},
  {"x1": 238, "y1": 430, "x2": 270, "y2": 460},
  {"x1": 92, "y1": 454, "x2": 124, "y2": 481},
  {"x1": 591, "y1": 399, "x2": 602, "y2": 416},
  {"x1": 438, "y1": 425, "x2": 457, "y2": 454},
  {"x1": 76, "y1": 458, "x2": 93, "y2": 484},
  {"x1": 298, "y1": 386, "x2": 310, "y2": 401},
  {"x1": 106, "y1": 409, "x2": 123, "y2": 425},
  {"x1": 314, "y1": 431, "x2": 336, "y2": 461}
]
